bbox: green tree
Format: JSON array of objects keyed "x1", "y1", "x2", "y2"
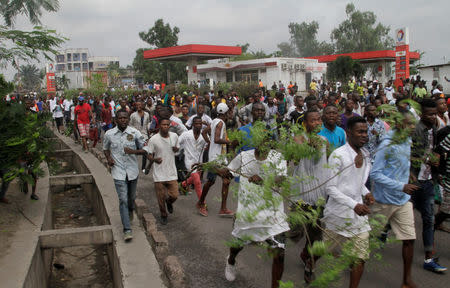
[
  {"x1": 331, "y1": 3, "x2": 394, "y2": 54},
  {"x1": 327, "y1": 56, "x2": 364, "y2": 82},
  {"x1": 287, "y1": 21, "x2": 334, "y2": 57},
  {"x1": 16, "y1": 64, "x2": 41, "y2": 91},
  {"x1": 55, "y1": 74, "x2": 69, "y2": 90},
  {"x1": 1, "y1": 0, "x2": 60, "y2": 26},
  {"x1": 0, "y1": 1, "x2": 66, "y2": 67},
  {"x1": 106, "y1": 62, "x2": 127, "y2": 87},
  {"x1": 133, "y1": 19, "x2": 186, "y2": 84},
  {"x1": 276, "y1": 42, "x2": 297, "y2": 57}
]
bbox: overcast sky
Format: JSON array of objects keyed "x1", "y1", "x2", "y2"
[{"x1": 3, "y1": 0, "x2": 449, "y2": 80}]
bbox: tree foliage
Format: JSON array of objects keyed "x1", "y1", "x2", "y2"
[
  {"x1": 327, "y1": 56, "x2": 364, "y2": 82},
  {"x1": 133, "y1": 19, "x2": 186, "y2": 84},
  {"x1": 0, "y1": 99, "x2": 53, "y2": 184},
  {"x1": 277, "y1": 3, "x2": 394, "y2": 58},
  {"x1": 16, "y1": 64, "x2": 41, "y2": 91},
  {"x1": 1, "y1": 0, "x2": 59, "y2": 27},
  {"x1": 287, "y1": 21, "x2": 334, "y2": 57},
  {"x1": 0, "y1": 25, "x2": 66, "y2": 67},
  {"x1": 331, "y1": 3, "x2": 394, "y2": 54}
]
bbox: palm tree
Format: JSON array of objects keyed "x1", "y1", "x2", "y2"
[
  {"x1": 16, "y1": 64, "x2": 41, "y2": 91},
  {"x1": 1, "y1": 0, "x2": 60, "y2": 27}
]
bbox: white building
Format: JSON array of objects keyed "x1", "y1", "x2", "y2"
[
  {"x1": 418, "y1": 63, "x2": 450, "y2": 95},
  {"x1": 53, "y1": 48, "x2": 119, "y2": 89},
  {"x1": 196, "y1": 57, "x2": 326, "y2": 92}
]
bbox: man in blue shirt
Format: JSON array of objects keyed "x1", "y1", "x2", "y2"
[
  {"x1": 318, "y1": 105, "x2": 346, "y2": 150},
  {"x1": 370, "y1": 112, "x2": 419, "y2": 288}
]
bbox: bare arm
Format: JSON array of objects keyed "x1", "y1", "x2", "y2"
[{"x1": 214, "y1": 121, "x2": 230, "y2": 145}]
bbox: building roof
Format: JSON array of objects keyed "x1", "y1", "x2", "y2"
[
  {"x1": 305, "y1": 50, "x2": 421, "y2": 63},
  {"x1": 418, "y1": 63, "x2": 450, "y2": 69},
  {"x1": 143, "y1": 44, "x2": 242, "y2": 61}
]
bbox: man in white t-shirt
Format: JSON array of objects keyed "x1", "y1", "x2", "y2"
[
  {"x1": 62, "y1": 97, "x2": 73, "y2": 126},
  {"x1": 179, "y1": 117, "x2": 207, "y2": 199},
  {"x1": 145, "y1": 118, "x2": 180, "y2": 225},
  {"x1": 185, "y1": 104, "x2": 212, "y2": 130},
  {"x1": 384, "y1": 81, "x2": 395, "y2": 103},
  {"x1": 198, "y1": 103, "x2": 234, "y2": 217}
]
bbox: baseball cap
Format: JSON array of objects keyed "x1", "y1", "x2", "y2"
[
  {"x1": 78, "y1": 96, "x2": 84, "y2": 101},
  {"x1": 216, "y1": 103, "x2": 229, "y2": 114}
]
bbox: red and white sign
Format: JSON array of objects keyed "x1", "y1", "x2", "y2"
[
  {"x1": 46, "y1": 73, "x2": 56, "y2": 93},
  {"x1": 395, "y1": 27, "x2": 409, "y2": 46}
]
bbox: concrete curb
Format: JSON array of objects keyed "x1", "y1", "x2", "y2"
[
  {"x1": 79, "y1": 135, "x2": 185, "y2": 287},
  {"x1": 135, "y1": 199, "x2": 186, "y2": 288}
]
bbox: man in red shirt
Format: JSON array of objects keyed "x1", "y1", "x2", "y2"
[{"x1": 74, "y1": 96, "x2": 92, "y2": 152}]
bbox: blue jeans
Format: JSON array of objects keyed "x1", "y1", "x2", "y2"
[
  {"x1": 114, "y1": 177, "x2": 137, "y2": 233},
  {"x1": 411, "y1": 180, "x2": 435, "y2": 253}
]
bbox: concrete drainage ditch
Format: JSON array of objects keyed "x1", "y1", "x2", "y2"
[{"x1": 19, "y1": 136, "x2": 165, "y2": 288}]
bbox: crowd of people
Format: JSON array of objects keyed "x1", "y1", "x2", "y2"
[{"x1": 2, "y1": 76, "x2": 449, "y2": 288}]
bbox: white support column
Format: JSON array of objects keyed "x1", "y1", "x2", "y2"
[{"x1": 187, "y1": 57, "x2": 198, "y2": 84}]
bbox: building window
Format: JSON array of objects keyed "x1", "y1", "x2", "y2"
[
  {"x1": 56, "y1": 64, "x2": 65, "y2": 71},
  {"x1": 89, "y1": 62, "x2": 93, "y2": 70},
  {"x1": 73, "y1": 53, "x2": 80, "y2": 61},
  {"x1": 82, "y1": 53, "x2": 87, "y2": 61},
  {"x1": 56, "y1": 55, "x2": 65, "y2": 63},
  {"x1": 67, "y1": 63, "x2": 72, "y2": 71},
  {"x1": 226, "y1": 72, "x2": 233, "y2": 82},
  {"x1": 115, "y1": 61, "x2": 119, "y2": 66},
  {"x1": 74, "y1": 63, "x2": 81, "y2": 71},
  {"x1": 82, "y1": 63, "x2": 88, "y2": 71},
  {"x1": 67, "y1": 53, "x2": 71, "y2": 62}
]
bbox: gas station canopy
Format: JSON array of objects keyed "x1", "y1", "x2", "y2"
[
  {"x1": 305, "y1": 49, "x2": 420, "y2": 64},
  {"x1": 143, "y1": 44, "x2": 242, "y2": 61}
]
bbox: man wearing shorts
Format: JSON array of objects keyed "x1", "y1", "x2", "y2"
[
  {"x1": 323, "y1": 116, "x2": 373, "y2": 288},
  {"x1": 145, "y1": 118, "x2": 180, "y2": 225},
  {"x1": 198, "y1": 103, "x2": 234, "y2": 217},
  {"x1": 371, "y1": 112, "x2": 430, "y2": 288},
  {"x1": 74, "y1": 96, "x2": 92, "y2": 152}
]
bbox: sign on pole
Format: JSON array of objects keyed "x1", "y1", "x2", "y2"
[
  {"x1": 394, "y1": 27, "x2": 410, "y2": 84},
  {"x1": 46, "y1": 63, "x2": 56, "y2": 93}
]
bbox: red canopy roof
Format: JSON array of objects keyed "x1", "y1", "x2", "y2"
[
  {"x1": 143, "y1": 44, "x2": 242, "y2": 61},
  {"x1": 305, "y1": 50, "x2": 420, "y2": 63}
]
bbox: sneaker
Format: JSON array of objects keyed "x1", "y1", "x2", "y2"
[
  {"x1": 142, "y1": 169, "x2": 146, "y2": 174},
  {"x1": 124, "y1": 231, "x2": 133, "y2": 242},
  {"x1": 160, "y1": 216, "x2": 168, "y2": 225},
  {"x1": 198, "y1": 204, "x2": 208, "y2": 217},
  {"x1": 166, "y1": 200, "x2": 173, "y2": 214},
  {"x1": 424, "y1": 258, "x2": 447, "y2": 273},
  {"x1": 225, "y1": 257, "x2": 237, "y2": 281},
  {"x1": 218, "y1": 209, "x2": 234, "y2": 217},
  {"x1": 30, "y1": 194, "x2": 39, "y2": 200}
]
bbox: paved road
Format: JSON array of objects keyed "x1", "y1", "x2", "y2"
[{"x1": 137, "y1": 173, "x2": 449, "y2": 288}]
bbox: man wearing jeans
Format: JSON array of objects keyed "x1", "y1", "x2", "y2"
[
  {"x1": 410, "y1": 99, "x2": 447, "y2": 273},
  {"x1": 103, "y1": 109, "x2": 146, "y2": 242}
]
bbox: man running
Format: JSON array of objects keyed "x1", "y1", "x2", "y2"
[
  {"x1": 198, "y1": 103, "x2": 234, "y2": 217},
  {"x1": 145, "y1": 118, "x2": 180, "y2": 225},
  {"x1": 179, "y1": 117, "x2": 207, "y2": 199},
  {"x1": 370, "y1": 111, "x2": 421, "y2": 288},
  {"x1": 103, "y1": 109, "x2": 146, "y2": 241},
  {"x1": 323, "y1": 116, "x2": 373, "y2": 288},
  {"x1": 224, "y1": 132, "x2": 289, "y2": 288},
  {"x1": 74, "y1": 96, "x2": 92, "y2": 152},
  {"x1": 290, "y1": 110, "x2": 329, "y2": 283}
]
